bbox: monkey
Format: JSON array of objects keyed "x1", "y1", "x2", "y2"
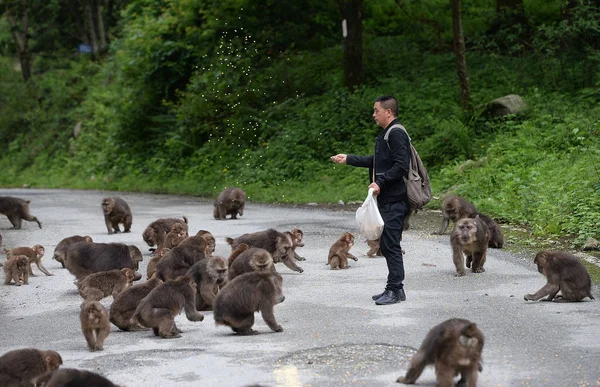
[
  {"x1": 213, "y1": 187, "x2": 246, "y2": 220},
  {"x1": 327, "y1": 232, "x2": 358, "y2": 270},
  {"x1": 62, "y1": 242, "x2": 143, "y2": 281},
  {"x1": 3, "y1": 255, "x2": 29, "y2": 286},
  {"x1": 226, "y1": 243, "x2": 250, "y2": 267},
  {"x1": 77, "y1": 268, "x2": 136, "y2": 301},
  {"x1": 524, "y1": 251, "x2": 595, "y2": 302},
  {"x1": 196, "y1": 230, "x2": 216, "y2": 255},
  {"x1": 287, "y1": 228, "x2": 306, "y2": 261},
  {"x1": 109, "y1": 277, "x2": 163, "y2": 331},
  {"x1": 0, "y1": 196, "x2": 42, "y2": 229},
  {"x1": 434, "y1": 195, "x2": 477, "y2": 235},
  {"x1": 160, "y1": 222, "x2": 187, "y2": 250},
  {"x1": 142, "y1": 216, "x2": 189, "y2": 250},
  {"x1": 131, "y1": 275, "x2": 204, "y2": 338},
  {"x1": 450, "y1": 216, "x2": 489, "y2": 276},
  {"x1": 186, "y1": 256, "x2": 229, "y2": 310},
  {"x1": 214, "y1": 270, "x2": 285, "y2": 335},
  {"x1": 228, "y1": 247, "x2": 274, "y2": 281},
  {"x1": 6, "y1": 244, "x2": 51, "y2": 276},
  {"x1": 33, "y1": 368, "x2": 120, "y2": 387},
  {"x1": 80, "y1": 300, "x2": 110, "y2": 352},
  {"x1": 101, "y1": 197, "x2": 132, "y2": 234},
  {"x1": 396, "y1": 318, "x2": 484, "y2": 387},
  {"x1": 0, "y1": 348, "x2": 62, "y2": 387},
  {"x1": 366, "y1": 238, "x2": 383, "y2": 258},
  {"x1": 52, "y1": 235, "x2": 93, "y2": 268},
  {"x1": 468, "y1": 213, "x2": 504, "y2": 248},
  {"x1": 155, "y1": 235, "x2": 210, "y2": 281},
  {"x1": 147, "y1": 248, "x2": 170, "y2": 279},
  {"x1": 226, "y1": 228, "x2": 303, "y2": 273}
]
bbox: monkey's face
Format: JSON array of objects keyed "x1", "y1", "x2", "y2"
[
  {"x1": 345, "y1": 233, "x2": 355, "y2": 247},
  {"x1": 293, "y1": 232, "x2": 305, "y2": 248},
  {"x1": 101, "y1": 199, "x2": 115, "y2": 215},
  {"x1": 533, "y1": 253, "x2": 547, "y2": 274},
  {"x1": 35, "y1": 245, "x2": 45, "y2": 258},
  {"x1": 455, "y1": 219, "x2": 478, "y2": 244},
  {"x1": 87, "y1": 306, "x2": 104, "y2": 324},
  {"x1": 143, "y1": 228, "x2": 157, "y2": 246},
  {"x1": 84, "y1": 236, "x2": 93, "y2": 243},
  {"x1": 209, "y1": 258, "x2": 228, "y2": 285}
]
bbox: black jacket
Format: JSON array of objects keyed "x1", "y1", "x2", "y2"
[{"x1": 346, "y1": 119, "x2": 410, "y2": 204}]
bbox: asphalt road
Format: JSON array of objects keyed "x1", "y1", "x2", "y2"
[{"x1": 0, "y1": 188, "x2": 599, "y2": 387}]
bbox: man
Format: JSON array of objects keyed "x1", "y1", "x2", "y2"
[{"x1": 330, "y1": 96, "x2": 410, "y2": 305}]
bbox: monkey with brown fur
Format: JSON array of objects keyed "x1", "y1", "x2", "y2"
[
  {"x1": 468, "y1": 213, "x2": 504, "y2": 249},
  {"x1": 0, "y1": 196, "x2": 42, "y2": 229},
  {"x1": 147, "y1": 248, "x2": 170, "y2": 279},
  {"x1": 0, "y1": 348, "x2": 62, "y2": 387},
  {"x1": 6, "y1": 245, "x2": 52, "y2": 276},
  {"x1": 434, "y1": 195, "x2": 477, "y2": 235},
  {"x1": 228, "y1": 246, "x2": 274, "y2": 281},
  {"x1": 186, "y1": 256, "x2": 229, "y2": 310},
  {"x1": 226, "y1": 228, "x2": 303, "y2": 273},
  {"x1": 131, "y1": 275, "x2": 204, "y2": 338},
  {"x1": 33, "y1": 368, "x2": 120, "y2": 387},
  {"x1": 155, "y1": 235, "x2": 210, "y2": 281},
  {"x1": 214, "y1": 270, "x2": 285, "y2": 335},
  {"x1": 327, "y1": 232, "x2": 358, "y2": 270},
  {"x1": 142, "y1": 216, "x2": 189, "y2": 251},
  {"x1": 77, "y1": 268, "x2": 136, "y2": 301},
  {"x1": 287, "y1": 228, "x2": 306, "y2": 261},
  {"x1": 110, "y1": 277, "x2": 163, "y2": 331},
  {"x1": 524, "y1": 251, "x2": 595, "y2": 302},
  {"x1": 101, "y1": 197, "x2": 132, "y2": 234},
  {"x1": 396, "y1": 318, "x2": 484, "y2": 387},
  {"x1": 3, "y1": 255, "x2": 29, "y2": 286},
  {"x1": 196, "y1": 230, "x2": 216, "y2": 255},
  {"x1": 160, "y1": 222, "x2": 187, "y2": 250},
  {"x1": 53, "y1": 235, "x2": 93, "y2": 268},
  {"x1": 213, "y1": 187, "x2": 246, "y2": 220},
  {"x1": 367, "y1": 238, "x2": 383, "y2": 258},
  {"x1": 62, "y1": 242, "x2": 143, "y2": 282},
  {"x1": 450, "y1": 216, "x2": 489, "y2": 276},
  {"x1": 80, "y1": 301, "x2": 110, "y2": 352}
]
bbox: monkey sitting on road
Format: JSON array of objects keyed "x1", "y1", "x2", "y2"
[
  {"x1": 3, "y1": 255, "x2": 29, "y2": 286},
  {"x1": 186, "y1": 256, "x2": 229, "y2": 311},
  {"x1": 0, "y1": 348, "x2": 62, "y2": 386},
  {"x1": 396, "y1": 318, "x2": 484, "y2": 386},
  {"x1": 53, "y1": 235, "x2": 93, "y2": 269},
  {"x1": 214, "y1": 270, "x2": 285, "y2": 335},
  {"x1": 524, "y1": 251, "x2": 595, "y2": 302},
  {"x1": 327, "y1": 232, "x2": 358, "y2": 270}
]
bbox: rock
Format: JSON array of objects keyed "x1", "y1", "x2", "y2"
[
  {"x1": 582, "y1": 237, "x2": 600, "y2": 251},
  {"x1": 485, "y1": 94, "x2": 527, "y2": 117}
]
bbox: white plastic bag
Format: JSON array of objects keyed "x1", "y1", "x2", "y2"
[{"x1": 355, "y1": 188, "x2": 385, "y2": 240}]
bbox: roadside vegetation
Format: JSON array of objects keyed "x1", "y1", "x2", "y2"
[{"x1": 0, "y1": 0, "x2": 598, "y2": 250}]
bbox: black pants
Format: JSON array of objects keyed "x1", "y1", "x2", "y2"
[{"x1": 378, "y1": 200, "x2": 409, "y2": 291}]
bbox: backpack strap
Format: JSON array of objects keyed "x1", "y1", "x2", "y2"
[{"x1": 384, "y1": 124, "x2": 411, "y2": 149}]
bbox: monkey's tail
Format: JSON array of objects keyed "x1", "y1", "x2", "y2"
[
  {"x1": 182, "y1": 216, "x2": 189, "y2": 225},
  {"x1": 225, "y1": 237, "x2": 234, "y2": 246}
]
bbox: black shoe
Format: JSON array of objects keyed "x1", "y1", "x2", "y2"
[
  {"x1": 371, "y1": 290, "x2": 386, "y2": 301},
  {"x1": 375, "y1": 290, "x2": 402, "y2": 305},
  {"x1": 398, "y1": 289, "x2": 407, "y2": 301}
]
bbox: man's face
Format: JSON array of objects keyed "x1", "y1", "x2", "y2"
[{"x1": 373, "y1": 102, "x2": 391, "y2": 128}]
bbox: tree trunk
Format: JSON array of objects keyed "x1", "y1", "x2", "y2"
[
  {"x1": 6, "y1": 7, "x2": 31, "y2": 82},
  {"x1": 85, "y1": 0, "x2": 99, "y2": 57},
  {"x1": 96, "y1": 0, "x2": 107, "y2": 52},
  {"x1": 333, "y1": 0, "x2": 363, "y2": 90},
  {"x1": 451, "y1": 0, "x2": 471, "y2": 110}
]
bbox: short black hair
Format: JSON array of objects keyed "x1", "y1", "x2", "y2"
[{"x1": 374, "y1": 96, "x2": 398, "y2": 117}]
